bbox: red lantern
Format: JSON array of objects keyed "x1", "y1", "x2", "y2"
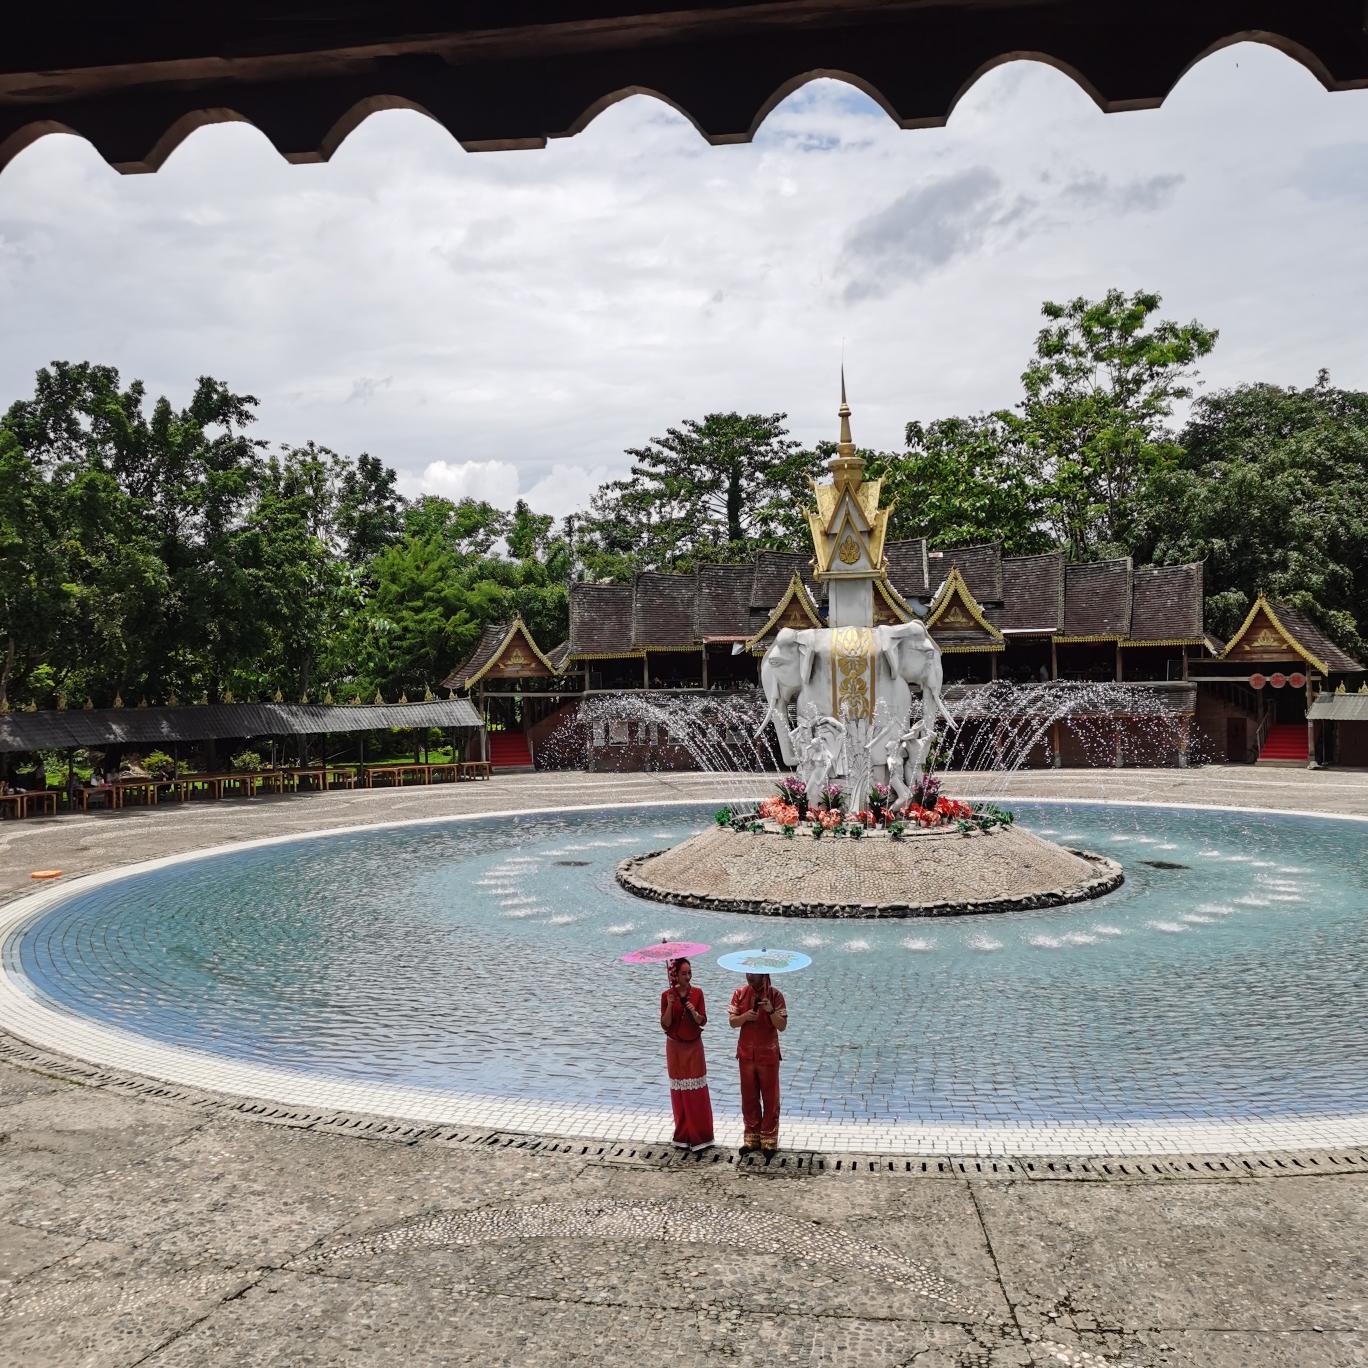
[
  {"x1": 1249, "y1": 673, "x2": 1266, "y2": 689},
  {"x1": 1270, "y1": 672, "x2": 1286, "y2": 689},
  {"x1": 1289, "y1": 672, "x2": 1306, "y2": 688}
]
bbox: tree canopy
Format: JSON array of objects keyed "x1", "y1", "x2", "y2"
[{"x1": 2, "y1": 295, "x2": 1365, "y2": 711}]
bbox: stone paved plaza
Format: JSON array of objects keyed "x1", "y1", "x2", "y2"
[{"x1": 1, "y1": 768, "x2": 1366, "y2": 1367}]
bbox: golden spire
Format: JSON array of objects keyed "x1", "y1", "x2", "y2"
[
  {"x1": 837, "y1": 365, "x2": 854, "y2": 457},
  {"x1": 827, "y1": 365, "x2": 864, "y2": 496}
]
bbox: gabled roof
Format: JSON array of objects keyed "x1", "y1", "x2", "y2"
[
  {"x1": 991, "y1": 552, "x2": 1065, "y2": 633},
  {"x1": 750, "y1": 550, "x2": 822, "y2": 612},
  {"x1": 1126, "y1": 563, "x2": 1205, "y2": 645},
  {"x1": 1060, "y1": 558, "x2": 1133, "y2": 640},
  {"x1": 925, "y1": 567, "x2": 1004, "y2": 653},
  {"x1": 442, "y1": 617, "x2": 558, "y2": 691},
  {"x1": 694, "y1": 563, "x2": 754, "y2": 640},
  {"x1": 930, "y1": 542, "x2": 1003, "y2": 605},
  {"x1": 546, "y1": 642, "x2": 571, "y2": 671},
  {"x1": 569, "y1": 582, "x2": 641, "y2": 659},
  {"x1": 747, "y1": 571, "x2": 824, "y2": 651},
  {"x1": 1221, "y1": 594, "x2": 1363, "y2": 675},
  {"x1": 631, "y1": 571, "x2": 698, "y2": 650},
  {"x1": 883, "y1": 538, "x2": 930, "y2": 601},
  {"x1": 872, "y1": 576, "x2": 916, "y2": 625}
]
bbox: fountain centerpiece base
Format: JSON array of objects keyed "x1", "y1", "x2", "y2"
[{"x1": 616, "y1": 825, "x2": 1122, "y2": 919}]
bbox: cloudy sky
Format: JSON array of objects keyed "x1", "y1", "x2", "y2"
[{"x1": 0, "y1": 42, "x2": 1366, "y2": 514}]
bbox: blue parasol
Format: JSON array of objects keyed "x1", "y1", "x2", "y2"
[{"x1": 716, "y1": 947, "x2": 811, "y2": 974}]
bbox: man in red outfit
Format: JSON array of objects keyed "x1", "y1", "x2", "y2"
[{"x1": 728, "y1": 971, "x2": 787, "y2": 1152}]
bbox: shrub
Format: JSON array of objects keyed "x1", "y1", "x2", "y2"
[
  {"x1": 230, "y1": 750, "x2": 263, "y2": 772},
  {"x1": 142, "y1": 750, "x2": 176, "y2": 779}
]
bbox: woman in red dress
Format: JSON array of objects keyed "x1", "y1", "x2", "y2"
[{"x1": 660, "y1": 957, "x2": 715, "y2": 1151}]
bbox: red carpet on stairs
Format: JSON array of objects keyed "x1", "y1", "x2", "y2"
[
  {"x1": 488, "y1": 733, "x2": 533, "y2": 769},
  {"x1": 1258, "y1": 723, "x2": 1308, "y2": 762}
]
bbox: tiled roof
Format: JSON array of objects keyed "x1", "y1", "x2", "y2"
[
  {"x1": 750, "y1": 551, "x2": 821, "y2": 611},
  {"x1": 695, "y1": 564, "x2": 754, "y2": 639},
  {"x1": 991, "y1": 552, "x2": 1064, "y2": 633},
  {"x1": 569, "y1": 582, "x2": 638, "y2": 658},
  {"x1": 1062, "y1": 558, "x2": 1133, "y2": 638},
  {"x1": 931, "y1": 543, "x2": 1002, "y2": 604},
  {"x1": 1268, "y1": 600, "x2": 1363, "y2": 674},
  {"x1": 632, "y1": 571, "x2": 699, "y2": 650},
  {"x1": 546, "y1": 642, "x2": 570, "y2": 671},
  {"x1": 883, "y1": 539, "x2": 929, "y2": 600},
  {"x1": 442, "y1": 621, "x2": 509, "y2": 691},
  {"x1": 0, "y1": 699, "x2": 483, "y2": 752},
  {"x1": 1129, "y1": 563, "x2": 1204, "y2": 642}
]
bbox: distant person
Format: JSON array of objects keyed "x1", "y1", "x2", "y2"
[
  {"x1": 729, "y1": 971, "x2": 787, "y2": 1152},
  {"x1": 659, "y1": 957, "x2": 714, "y2": 1151}
]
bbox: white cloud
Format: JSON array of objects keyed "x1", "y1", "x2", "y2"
[
  {"x1": 1, "y1": 44, "x2": 1367, "y2": 505},
  {"x1": 523, "y1": 463, "x2": 611, "y2": 514},
  {"x1": 420, "y1": 459, "x2": 521, "y2": 507}
]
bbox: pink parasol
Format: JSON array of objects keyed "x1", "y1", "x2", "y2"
[{"x1": 621, "y1": 940, "x2": 710, "y2": 965}]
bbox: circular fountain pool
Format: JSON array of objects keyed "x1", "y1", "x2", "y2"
[{"x1": 3, "y1": 801, "x2": 1366, "y2": 1149}]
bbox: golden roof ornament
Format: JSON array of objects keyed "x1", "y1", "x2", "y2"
[{"x1": 806, "y1": 370, "x2": 892, "y2": 588}]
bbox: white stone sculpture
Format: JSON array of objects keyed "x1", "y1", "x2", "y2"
[{"x1": 755, "y1": 379, "x2": 951, "y2": 814}]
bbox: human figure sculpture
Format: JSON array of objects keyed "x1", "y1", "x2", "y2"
[{"x1": 888, "y1": 721, "x2": 936, "y2": 814}]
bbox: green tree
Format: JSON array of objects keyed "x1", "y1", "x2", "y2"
[
  {"x1": 1016, "y1": 289, "x2": 1217, "y2": 558},
  {"x1": 1141, "y1": 372, "x2": 1368, "y2": 654},
  {"x1": 863, "y1": 415, "x2": 1050, "y2": 555},
  {"x1": 583, "y1": 412, "x2": 824, "y2": 574},
  {"x1": 402, "y1": 496, "x2": 507, "y2": 557}
]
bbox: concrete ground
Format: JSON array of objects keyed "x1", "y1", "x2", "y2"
[{"x1": 1, "y1": 767, "x2": 1365, "y2": 1367}]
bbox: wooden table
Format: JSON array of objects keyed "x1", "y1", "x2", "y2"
[
  {"x1": 0, "y1": 793, "x2": 22, "y2": 819},
  {"x1": 460, "y1": 761, "x2": 492, "y2": 780},
  {"x1": 363, "y1": 764, "x2": 437, "y2": 787},
  {"x1": 287, "y1": 767, "x2": 358, "y2": 791},
  {"x1": 67, "y1": 787, "x2": 115, "y2": 812},
  {"x1": 111, "y1": 779, "x2": 159, "y2": 809}
]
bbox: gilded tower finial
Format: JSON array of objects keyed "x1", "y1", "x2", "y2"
[
  {"x1": 837, "y1": 365, "x2": 854, "y2": 457},
  {"x1": 827, "y1": 365, "x2": 863, "y2": 494}
]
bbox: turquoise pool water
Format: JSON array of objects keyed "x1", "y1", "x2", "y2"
[{"x1": 6, "y1": 802, "x2": 1366, "y2": 1125}]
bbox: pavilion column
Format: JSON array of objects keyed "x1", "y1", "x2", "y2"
[
  {"x1": 1115, "y1": 642, "x2": 1123, "y2": 682},
  {"x1": 700, "y1": 647, "x2": 708, "y2": 691},
  {"x1": 1050, "y1": 639, "x2": 1058, "y2": 681},
  {"x1": 643, "y1": 654, "x2": 650, "y2": 689},
  {"x1": 990, "y1": 652, "x2": 997, "y2": 681}
]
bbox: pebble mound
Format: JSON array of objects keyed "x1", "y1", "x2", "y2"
[{"x1": 616, "y1": 824, "x2": 1122, "y2": 918}]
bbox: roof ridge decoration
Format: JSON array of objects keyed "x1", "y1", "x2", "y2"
[
  {"x1": 924, "y1": 566, "x2": 1004, "y2": 653},
  {"x1": 872, "y1": 576, "x2": 916, "y2": 625},
  {"x1": 456, "y1": 616, "x2": 559, "y2": 691},
  {"x1": 1220, "y1": 592, "x2": 1330, "y2": 675},
  {"x1": 746, "y1": 570, "x2": 824, "y2": 652}
]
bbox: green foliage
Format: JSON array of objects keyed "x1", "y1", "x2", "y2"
[
  {"x1": 871, "y1": 289, "x2": 1217, "y2": 562},
  {"x1": 1139, "y1": 373, "x2": 1368, "y2": 657},
  {"x1": 581, "y1": 412, "x2": 825, "y2": 575},
  {"x1": 230, "y1": 750, "x2": 263, "y2": 772},
  {"x1": 865, "y1": 414, "x2": 1050, "y2": 555},
  {"x1": 1017, "y1": 289, "x2": 1217, "y2": 558},
  {"x1": 142, "y1": 750, "x2": 176, "y2": 779}
]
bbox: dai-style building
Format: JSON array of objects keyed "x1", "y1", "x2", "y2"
[{"x1": 442, "y1": 539, "x2": 1367, "y2": 771}]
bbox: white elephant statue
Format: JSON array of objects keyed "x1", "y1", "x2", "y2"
[{"x1": 758, "y1": 622, "x2": 948, "y2": 810}]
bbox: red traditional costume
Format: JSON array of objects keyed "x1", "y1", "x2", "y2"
[
  {"x1": 730, "y1": 975, "x2": 786, "y2": 1151},
  {"x1": 661, "y1": 961, "x2": 714, "y2": 1150}
]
